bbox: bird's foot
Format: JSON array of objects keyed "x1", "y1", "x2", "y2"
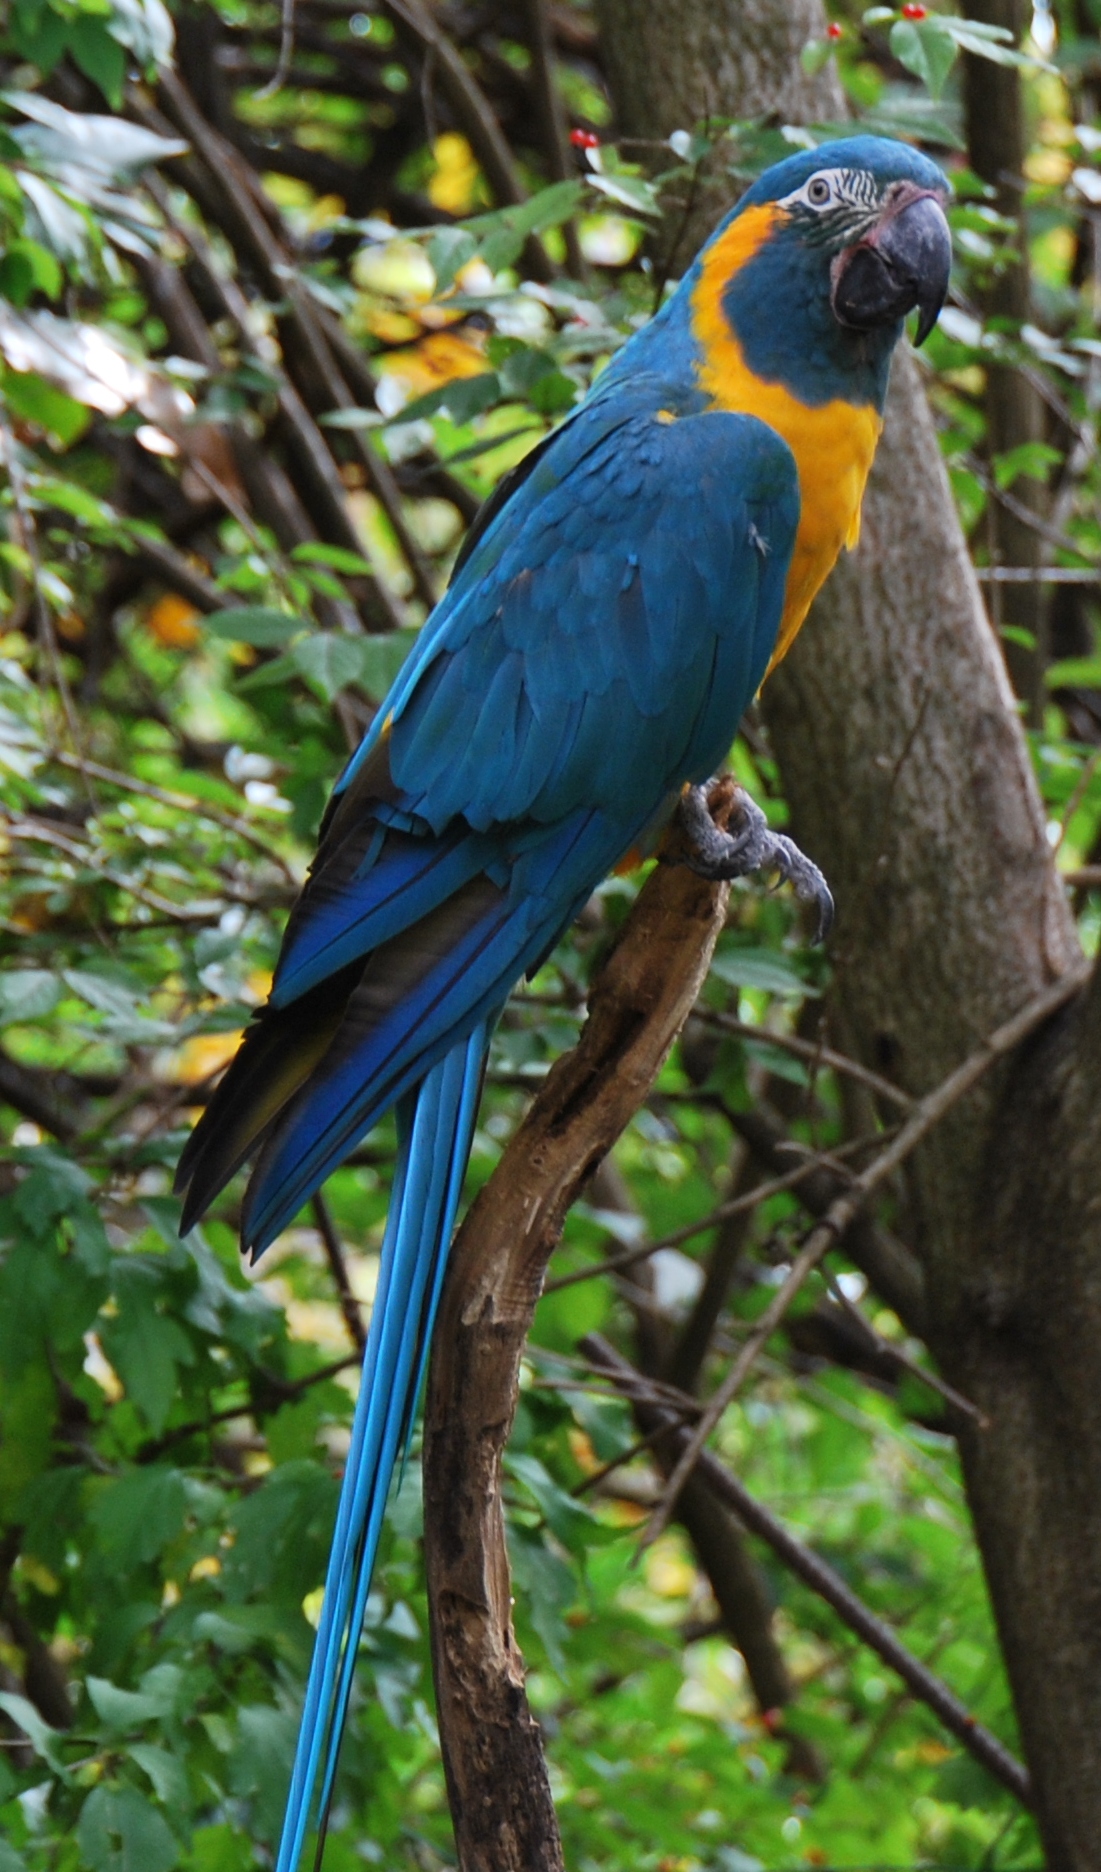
[{"x1": 675, "y1": 782, "x2": 834, "y2": 944}]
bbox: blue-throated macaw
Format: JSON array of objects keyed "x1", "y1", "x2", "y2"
[{"x1": 175, "y1": 134, "x2": 951, "y2": 1869}]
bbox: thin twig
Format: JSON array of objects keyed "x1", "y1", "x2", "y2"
[
  {"x1": 1054, "y1": 748, "x2": 1101, "y2": 856},
  {"x1": 136, "y1": 1352, "x2": 360, "y2": 1462},
  {"x1": 311, "y1": 1192, "x2": 368, "y2": 1355},
  {"x1": 584, "y1": 1335, "x2": 1032, "y2": 1809},
  {"x1": 696, "y1": 1009, "x2": 915, "y2": 1111},
  {"x1": 963, "y1": 450, "x2": 1098, "y2": 566},
  {"x1": 569, "y1": 1424, "x2": 673, "y2": 1496},
  {"x1": 974, "y1": 566, "x2": 1100, "y2": 583},
  {"x1": 4, "y1": 818, "x2": 231, "y2": 922},
  {"x1": 255, "y1": 0, "x2": 297, "y2": 97},
  {"x1": 819, "y1": 1271, "x2": 986, "y2": 1426},
  {"x1": 543, "y1": 1133, "x2": 879, "y2": 1295},
  {"x1": 640, "y1": 962, "x2": 1091, "y2": 1551}
]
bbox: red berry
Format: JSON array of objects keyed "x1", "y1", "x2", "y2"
[
  {"x1": 902, "y1": 3, "x2": 927, "y2": 17},
  {"x1": 570, "y1": 129, "x2": 600, "y2": 150},
  {"x1": 826, "y1": 21, "x2": 843, "y2": 38}
]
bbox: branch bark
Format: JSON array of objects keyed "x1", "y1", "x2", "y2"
[{"x1": 423, "y1": 783, "x2": 739, "y2": 1872}]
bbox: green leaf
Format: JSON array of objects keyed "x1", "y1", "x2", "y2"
[
  {"x1": 0, "y1": 1691, "x2": 68, "y2": 1773},
  {"x1": 506, "y1": 1451, "x2": 612, "y2": 1554},
  {"x1": 89, "y1": 1466, "x2": 188, "y2": 1569},
  {"x1": 586, "y1": 169, "x2": 659, "y2": 215},
  {"x1": 0, "y1": 967, "x2": 61, "y2": 1024},
  {"x1": 101, "y1": 1302, "x2": 195, "y2": 1435},
  {"x1": 508, "y1": 1526, "x2": 575, "y2": 1674},
  {"x1": 889, "y1": 17, "x2": 958, "y2": 98},
  {"x1": 800, "y1": 38, "x2": 837, "y2": 76},
  {"x1": 991, "y1": 441, "x2": 1062, "y2": 490},
  {"x1": 459, "y1": 181, "x2": 584, "y2": 274},
  {"x1": 87, "y1": 1676, "x2": 172, "y2": 1734},
  {"x1": 203, "y1": 606, "x2": 304, "y2": 646},
  {"x1": 62, "y1": 968, "x2": 140, "y2": 1019},
  {"x1": 68, "y1": 16, "x2": 127, "y2": 109},
  {"x1": 290, "y1": 542, "x2": 375, "y2": 575},
  {"x1": 427, "y1": 225, "x2": 477, "y2": 294},
  {"x1": 386, "y1": 371, "x2": 499, "y2": 427},
  {"x1": 127, "y1": 1742, "x2": 190, "y2": 1811},
  {"x1": 291, "y1": 632, "x2": 369, "y2": 702},
  {"x1": 228, "y1": 1706, "x2": 298, "y2": 1844},
  {"x1": 9, "y1": 237, "x2": 62, "y2": 297},
  {"x1": 316, "y1": 406, "x2": 380, "y2": 431},
  {"x1": 8, "y1": 0, "x2": 69, "y2": 71},
  {"x1": 347, "y1": 627, "x2": 418, "y2": 701},
  {"x1": 178, "y1": 1825, "x2": 244, "y2": 1872},
  {"x1": 1046, "y1": 656, "x2": 1101, "y2": 689},
  {"x1": 1, "y1": 366, "x2": 88, "y2": 442},
  {"x1": 0, "y1": 248, "x2": 35, "y2": 306},
  {"x1": 709, "y1": 946, "x2": 816, "y2": 997},
  {"x1": 77, "y1": 1785, "x2": 179, "y2": 1872}
]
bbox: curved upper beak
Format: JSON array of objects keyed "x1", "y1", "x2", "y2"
[{"x1": 831, "y1": 188, "x2": 952, "y2": 347}]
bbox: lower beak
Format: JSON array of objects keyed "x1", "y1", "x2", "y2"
[{"x1": 832, "y1": 193, "x2": 952, "y2": 346}]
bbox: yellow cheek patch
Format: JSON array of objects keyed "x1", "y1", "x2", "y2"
[{"x1": 691, "y1": 205, "x2": 882, "y2": 672}]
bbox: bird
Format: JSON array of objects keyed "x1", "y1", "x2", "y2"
[{"x1": 174, "y1": 133, "x2": 951, "y2": 1870}]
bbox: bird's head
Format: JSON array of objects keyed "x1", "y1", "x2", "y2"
[{"x1": 695, "y1": 135, "x2": 952, "y2": 411}]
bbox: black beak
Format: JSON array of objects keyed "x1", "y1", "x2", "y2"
[{"x1": 832, "y1": 192, "x2": 952, "y2": 347}]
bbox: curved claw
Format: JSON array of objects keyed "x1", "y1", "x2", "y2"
[{"x1": 675, "y1": 784, "x2": 834, "y2": 945}]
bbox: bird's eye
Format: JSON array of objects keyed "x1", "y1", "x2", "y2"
[{"x1": 806, "y1": 175, "x2": 833, "y2": 207}]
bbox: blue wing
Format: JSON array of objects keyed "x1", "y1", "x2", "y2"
[{"x1": 176, "y1": 386, "x2": 799, "y2": 1254}]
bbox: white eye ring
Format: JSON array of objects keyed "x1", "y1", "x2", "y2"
[{"x1": 806, "y1": 175, "x2": 833, "y2": 207}]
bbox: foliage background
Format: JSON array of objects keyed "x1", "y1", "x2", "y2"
[{"x1": 0, "y1": 0, "x2": 1097, "y2": 1867}]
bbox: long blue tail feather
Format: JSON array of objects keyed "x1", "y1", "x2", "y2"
[{"x1": 274, "y1": 1022, "x2": 488, "y2": 1872}]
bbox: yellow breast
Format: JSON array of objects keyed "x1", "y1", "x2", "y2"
[{"x1": 691, "y1": 206, "x2": 881, "y2": 670}]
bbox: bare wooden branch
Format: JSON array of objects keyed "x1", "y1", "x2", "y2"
[{"x1": 423, "y1": 781, "x2": 741, "y2": 1872}]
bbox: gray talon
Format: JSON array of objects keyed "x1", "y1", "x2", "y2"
[{"x1": 676, "y1": 784, "x2": 834, "y2": 945}]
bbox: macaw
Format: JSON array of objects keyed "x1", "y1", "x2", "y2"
[{"x1": 175, "y1": 134, "x2": 950, "y2": 1869}]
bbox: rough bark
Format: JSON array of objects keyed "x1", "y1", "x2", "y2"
[
  {"x1": 423, "y1": 787, "x2": 739, "y2": 1872},
  {"x1": 595, "y1": 6, "x2": 1101, "y2": 1866},
  {"x1": 596, "y1": 0, "x2": 843, "y2": 263}
]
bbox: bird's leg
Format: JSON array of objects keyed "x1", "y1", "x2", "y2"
[{"x1": 675, "y1": 783, "x2": 834, "y2": 944}]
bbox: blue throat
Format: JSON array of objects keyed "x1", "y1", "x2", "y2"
[{"x1": 721, "y1": 240, "x2": 898, "y2": 412}]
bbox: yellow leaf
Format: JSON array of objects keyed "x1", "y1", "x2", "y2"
[
  {"x1": 146, "y1": 593, "x2": 201, "y2": 648},
  {"x1": 428, "y1": 133, "x2": 481, "y2": 215},
  {"x1": 171, "y1": 1032, "x2": 242, "y2": 1085}
]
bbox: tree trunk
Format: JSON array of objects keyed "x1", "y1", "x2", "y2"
[{"x1": 595, "y1": 5, "x2": 1101, "y2": 1866}]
